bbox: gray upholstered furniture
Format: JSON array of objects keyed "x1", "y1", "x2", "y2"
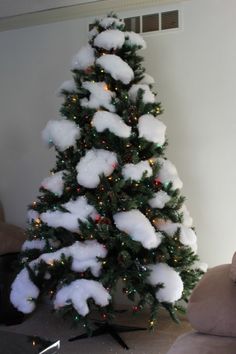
[{"x1": 167, "y1": 254, "x2": 236, "y2": 354}]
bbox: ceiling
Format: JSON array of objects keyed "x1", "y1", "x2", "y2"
[{"x1": 0, "y1": 0, "x2": 102, "y2": 18}]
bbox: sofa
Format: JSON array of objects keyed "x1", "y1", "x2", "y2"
[
  {"x1": 167, "y1": 253, "x2": 236, "y2": 354},
  {"x1": 0, "y1": 202, "x2": 26, "y2": 325}
]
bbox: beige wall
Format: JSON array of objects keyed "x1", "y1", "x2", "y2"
[{"x1": 0, "y1": 0, "x2": 235, "y2": 266}]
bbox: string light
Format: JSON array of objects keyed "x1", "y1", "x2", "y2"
[
  {"x1": 47, "y1": 260, "x2": 54, "y2": 267},
  {"x1": 104, "y1": 84, "x2": 109, "y2": 91},
  {"x1": 133, "y1": 306, "x2": 139, "y2": 312},
  {"x1": 95, "y1": 214, "x2": 101, "y2": 222},
  {"x1": 149, "y1": 159, "x2": 155, "y2": 166}
]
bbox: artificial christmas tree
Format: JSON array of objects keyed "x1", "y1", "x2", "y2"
[{"x1": 11, "y1": 13, "x2": 203, "y2": 337}]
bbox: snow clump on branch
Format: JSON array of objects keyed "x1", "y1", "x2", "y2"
[
  {"x1": 54, "y1": 279, "x2": 111, "y2": 316},
  {"x1": 76, "y1": 149, "x2": 117, "y2": 188},
  {"x1": 122, "y1": 160, "x2": 152, "y2": 181},
  {"x1": 94, "y1": 29, "x2": 125, "y2": 50},
  {"x1": 57, "y1": 80, "x2": 77, "y2": 95},
  {"x1": 158, "y1": 222, "x2": 197, "y2": 247},
  {"x1": 96, "y1": 54, "x2": 134, "y2": 84},
  {"x1": 125, "y1": 31, "x2": 147, "y2": 49},
  {"x1": 99, "y1": 17, "x2": 124, "y2": 29},
  {"x1": 147, "y1": 263, "x2": 183, "y2": 303},
  {"x1": 10, "y1": 268, "x2": 40, "y2": 313},
  {"x1": 92, "y1": 111, "x2": 131, "y2": 138},
  {"x1": 138, "y1": 114, "x2": 166, "y2": 145},
  {"x1": 41, "y1": 170, "x2": 67, "y2": 197},
  {"x1": 42, "y1": 120, "x2": 80, "y2": 152},
  {"x1": 157, "y1": 158, "x2": 183, "y2": 190},
  {"x1": 71, "y1": 44, "x2": 95, "y2": 70},
  {"x1": 81, "y1": 81, "x2": 116, "y2": 112},
  {"x1": 40, "y1": 196, "x2": 97, "y2": 232},
  {"x1": 113, "y1": 209, "x2": 162, "y2": 249},
  {"x1": 128, "y1": 84, "x2": 155, "y2": 103},
  {"x1": 148, "y1": 190, "x2": 171, "y2": 209}
]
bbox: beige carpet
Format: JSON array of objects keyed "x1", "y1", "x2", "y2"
[{"x1": 0, "y1": 304, "x2": 192, "y2": 354}]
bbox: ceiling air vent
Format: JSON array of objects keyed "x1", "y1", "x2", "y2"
[
  {"x1": 161, "y1": 10, "x2": 179, "y2": 30},
  {"x1": 142, "y1": 14, "x2": 159, "y2": 32},
  {"x1": 89, "y1": 9, "x2": 180, "y2": 34},
  {"x1": 124, "y1": 16, "x2": 140, "y2": 33}
]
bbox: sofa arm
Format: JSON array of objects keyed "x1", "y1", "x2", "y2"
[{"x1": 0, "y1": 222, "x2": 26, "y2": 256}]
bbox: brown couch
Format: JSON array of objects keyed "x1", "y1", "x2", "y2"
[
  {"x1": 0, "y1": 202, "x2": 26, "y2": 325},
  {"x1": 0, "y1": 202, "x2": 26, "y2": 255},
  {"x1": 167, "y1": 255, "x2": 236, "y2": 354}
]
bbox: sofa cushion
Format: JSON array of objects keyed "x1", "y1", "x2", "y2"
[
  {"x1": 0, "y1": 202, "x2": 4, "y2": 222},
  {"x1": 230, "y1": 252, "x2": 236, "y2": 282},
  {"x1": 167, "y1": 332, "x2": 236, "y2": 354},
  {"x1": 187, "y1": 264, "x2": 236, "y2": 337},
  {"x1": 0, "y1": 222, "x2": 26, "y2": 255}
]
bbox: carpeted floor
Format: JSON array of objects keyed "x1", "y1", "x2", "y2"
[{"x1": 0, "y1": 304, "x2": 192, "y2": 354}]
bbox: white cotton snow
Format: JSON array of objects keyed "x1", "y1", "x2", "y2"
[
  {"x1": 128, "y1": 84, "x2": 155, "y2": 104},
  {"x1": 41, "y1": 196, "x2": 96, "y2": 232},
  {"x1": 54, "y1": 279, "x2": 111, "y2": 316},
  {"x1": 158, "y1": 222, "x2": 197, "y2": 247},
  {"x1": 40, "y1": 240, "x2": 107, "y2": 277},
  {"x1": 94, "y1": 30, "x2": 125, "y2": 50},
  {"x1": 138, "y1": 73, "x2": 155, "y2": 85},
  {"x1": 41, "y1": 210, "x2": 80, "y2": 232},
  {"x1": 157, "y1": 158, "x2": 183, "y2": 190},
  {"x1": 99, "y1": 17, "x2": 124, "y2": 29},
  {"x1": 125, "y1": 31, "x2": 146, "y2": 49},
  {"x1": 41, "y1": 170, "x2": 66, "y2": 196},
  {"x1": 138, "y1": 114, "x2": 166, "y2": 145},
  {"x1": 71, "y1": 44, "x2": 95, "y2": 70},
  {"x1": 96, "y1": 54, "x2": 134, "y2": 85},
  {"x1": 10, "y1": 268, "x2": 40, "y2": 314},
  {"x1": 76, "y1": 149, "x2": 117, "y2": 188},
  {"x1": 113, "y1": 209, "x2": 161, "y2": 249},
  {"x1": 193, "y1": 261, "x2": 208, "y2": 273},
  {"x1": 122, "y1": 160, "x2": 152, "y2": 181},
  {"x1": 22, "y1": 239, "x2": 46, "y2": 251},
  {"x1": 81, "y1": 81, "x2": 116, "y2": 112},
  {"x1": 180, "y1": 204, "x2": 193, "y2": 228},
  {"x1": 92, "y1": 111, "x2": 131, "y2": 138},
  {"x1": 63, "y1": 196, "x2": 96, "y2": 221},
  {"x1": 42, "y1": 120, "x2": 80, "y2": 152},
  {"x1": 148, "y1": 190, "x2": 171, "y2": 209},
  {"x1": 147, "y1": 263, "x2": 183, "y2": 303},
  {"x1": 88, "y1": 27, "x2": 99, "y2": 40},
  {"x1": 27, "y1": 209, "x2": 39, "y2": 222},
  {"x1": 57, "y1": 80, "x2": 77, "y2": 95}
]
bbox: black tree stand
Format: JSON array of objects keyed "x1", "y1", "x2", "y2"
[{"x1": 69, "y1": 319, "x2": 147, "y2": 350}]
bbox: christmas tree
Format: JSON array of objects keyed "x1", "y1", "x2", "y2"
[{"x1": 11, "y1": 14, "x2": 203, "y2": 330}]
